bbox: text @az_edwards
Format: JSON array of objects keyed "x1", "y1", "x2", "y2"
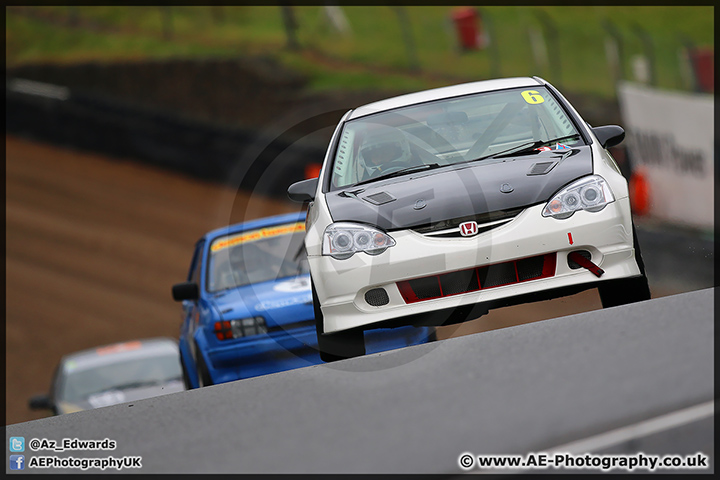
[{"x1": 8, "y1": 437, "x2": 142, "y2": 472}]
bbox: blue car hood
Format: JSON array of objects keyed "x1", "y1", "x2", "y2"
[{"x1": 210, "y1": 275, "x2": 313, "y2": 328}]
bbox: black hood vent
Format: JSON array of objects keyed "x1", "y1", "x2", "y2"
[
  {"x1": 527, "y1": 161, "x2": 558, "y2": 176},
  {"x1": 363, "y1": 191, "x2": 396, "y2": 205}
]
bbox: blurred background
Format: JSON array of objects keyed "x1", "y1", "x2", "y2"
[{"x1": 5, "y1": 6, "x2": 714, "y2": 425}]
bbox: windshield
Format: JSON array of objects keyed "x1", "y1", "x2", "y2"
[
  {"x1": 207, "y1": 222, "x2": 309, "y2": 293},
  {"x1": 329, "y1": 86, "x2": 583, "y2": 189},
  {"x1": 60, "y1": 354, "x2": 182, "y2": 403}
]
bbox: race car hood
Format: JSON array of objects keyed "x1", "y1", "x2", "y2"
[
  {"x1": 325, "y1": 147, "x2": 593, "y2": 231},
  {"x1": 211, "y1": 275, "x2": 314, "y2": 328}
]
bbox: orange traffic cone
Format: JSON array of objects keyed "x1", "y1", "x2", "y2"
[
  {"x1": 304, "y1": 163, "x2": 322, "y2": 180},
  {"x1": 629, "y1": 167, "x2": 650, "y2": 216}
]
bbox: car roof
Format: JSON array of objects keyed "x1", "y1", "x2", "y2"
[
  {"x1": 347, "y1": 77, "x2": 545, "y2": 121},
  {"x1": 60, "y1": 338, "x2": 179, "y2": 371},
  {"x1": 202, "y1": 211, "x2": 307, "y2": 242}
]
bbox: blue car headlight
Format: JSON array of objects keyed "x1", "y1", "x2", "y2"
[
  {"x1": 322, "y1": 222, "x2": 396, "y2": 260},
  {"x1": 542, "y1": 175, "x2": 615, "y2": 219}
]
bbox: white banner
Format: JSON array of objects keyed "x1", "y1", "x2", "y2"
[{"x1": 617, "y1": 81, "x2": 714, "y2": 229}]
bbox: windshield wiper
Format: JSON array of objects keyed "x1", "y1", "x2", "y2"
[
  {"x1": 354, "y1": 163, "x2": 441, "y2": 186},
  {"x1": 467, "y1": 141, "x2": 539, "y2": 163},
  {"x1": 491, "y1": 135, "x2": 582, "y2": 159}
]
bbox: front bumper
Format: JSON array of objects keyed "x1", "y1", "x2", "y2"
[{"x1": 310, "y1": 199, "x2": 641, "y2": 333}]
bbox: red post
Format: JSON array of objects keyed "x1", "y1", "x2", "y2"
[
  {"x1": 451, "y1": 7, "x2": 484, "y2": 51},
  {"x1": 689, "y1": 47, "x2": 714, "y2": 93}
]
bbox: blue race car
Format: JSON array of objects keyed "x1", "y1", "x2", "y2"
[{"x1": 172, "y1": 212, "x2": 435, "y2": 388}]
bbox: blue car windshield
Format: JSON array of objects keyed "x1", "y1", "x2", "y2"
[
  {"x1": 329, "y1": 86, "x2": 583, "y2": 189},
  {"x1": 207, "y1": 222, "x2": 309, "y2": 293}
]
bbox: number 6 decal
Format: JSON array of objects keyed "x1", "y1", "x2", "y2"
[{"x1": 521, "y1": 90, "x2": 545, "y2": 104}]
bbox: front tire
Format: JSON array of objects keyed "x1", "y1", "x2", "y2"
[
  {"x1": 598, "y1": 222, "x2": 651, "y2": 308},
  {"x1": 180, "y1": 356, "x2": 193, "y2": 390},
  {"x1": 312, "y1": 279, "x2": 365, "y2": 362},
  {"x1": 195, "y1": 342, "x2": 214, "y2": 387}
]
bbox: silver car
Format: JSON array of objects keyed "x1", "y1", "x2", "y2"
[{"x1": 29, "y1": 338, "x2": 185, "y2": 415}]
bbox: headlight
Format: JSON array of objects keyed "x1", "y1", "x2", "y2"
[
  {"x1": 322, "y1": 222, "x2": 396, "y2": 259},
  {"x1": 542, "y1": 175, "x2": 615, "y2": 219}
]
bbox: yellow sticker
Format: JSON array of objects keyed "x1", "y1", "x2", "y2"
[
  {"x1": 521, "y1": 90, "x2": 545, "y2": 104},
  {"x1": 211, "y1": 222, "x2": 305, "y2": 252}
]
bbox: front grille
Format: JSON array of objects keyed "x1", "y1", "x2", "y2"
[
  {"x1": 397, "y1": 253, "x2": 556, "y2": 304},
  {"x1": 516, "y1": 255, "x2": 548, "y2": 280},
  {"x1": 411, "y1": 208, "x2": 523, "y2": 237},
  {"x1": 480, "y1": 262, "x2": 518, "y2": 288},
  {"x1": 438, "y1": 269, "x2": 479, "y2": 296},
  {"x1": 407, "y1": 277, "x2": 442, "y2": 300}
]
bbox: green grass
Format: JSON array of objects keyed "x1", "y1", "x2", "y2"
[{"x1": 6, "y1": 6, "x2": 713, "y2": 98}]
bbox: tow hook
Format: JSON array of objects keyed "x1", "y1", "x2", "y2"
[{"x1": 567, "y1": 251, "x2": 604, "y2": 277}]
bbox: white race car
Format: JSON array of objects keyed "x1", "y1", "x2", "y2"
[{"x1": 288, "y1": 77, "x2": 651, "y2": 361}]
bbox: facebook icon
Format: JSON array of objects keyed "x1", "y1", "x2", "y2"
[{"x1": 9, "y1": 455, "x2": 25, "y2": 470}]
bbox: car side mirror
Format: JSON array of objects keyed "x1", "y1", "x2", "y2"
[
  {"x1": 287, "y1": 177, "x2": 318, "y2": 203},
  {"x1": 591, "y1": 125, "x2": 625, "y2": 149},
  {"x1": 172, "y1": 282, "x2": 199, "y2": 301},
  {"x1": 29, "y1": 394, "x2": 54, "y2": 411}
]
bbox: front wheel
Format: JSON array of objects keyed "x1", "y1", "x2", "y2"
[
  {"x1": 598, "y1": 222, "x2": 651, "y2": 308},
  {"x1": 312, "y1": 279, "x2": 365, "y2": 362}
]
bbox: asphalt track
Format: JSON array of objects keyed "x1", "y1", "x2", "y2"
[{"x1": 6, "y1": 287, "x2": 714, "y2": 474}]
